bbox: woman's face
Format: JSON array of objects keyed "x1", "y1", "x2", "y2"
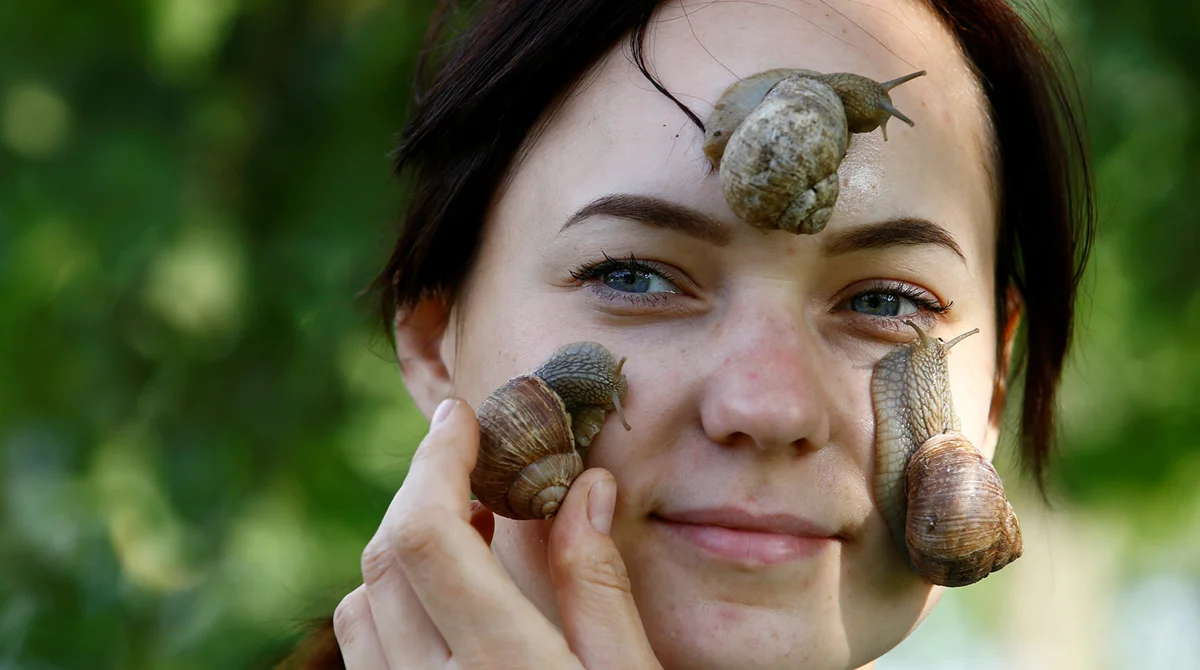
[{"x1": 406, "y1": 0, "x2": 1002, "y2": 668}]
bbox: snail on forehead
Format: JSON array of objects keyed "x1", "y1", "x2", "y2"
[{"x1": 703, "y1": 69, "x2": 926, "y2": 234}]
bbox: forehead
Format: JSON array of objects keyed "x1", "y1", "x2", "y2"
[{"x1": 500, "y1": 0, "x2": 996, "y2": 258}]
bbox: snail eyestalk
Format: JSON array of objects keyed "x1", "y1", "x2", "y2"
[
  {"x1": 880, "y1": 70, "x2": 927, "y2": 91},
  {"x1": 944, "y1": 327, "x2": 980, "y2": 350},
  {"x1": 904, "y1": 320, "x2": 933, "y2": 347},
  {"x1": 877, "y1": 101, "x2": 914, "y2": 141}
]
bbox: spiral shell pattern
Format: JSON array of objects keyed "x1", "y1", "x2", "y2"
[
  {"x1": 470, "y1": 375, "x2": 583, "y2": 520},
  {"x1": 904, "y1": 433, "x2": 1024, "y2": 586}
]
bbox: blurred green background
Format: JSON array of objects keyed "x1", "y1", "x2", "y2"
[{"x1": 1, "y1": 0, "x2": 1197, "y2": 668}]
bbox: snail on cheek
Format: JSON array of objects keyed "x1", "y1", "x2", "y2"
[
  {"x1": 871, "y1": 322, "x2": 1022, "y2": 587},
  {"x1": 469, "y1": 341, "x2": 630, "y2": 520}
]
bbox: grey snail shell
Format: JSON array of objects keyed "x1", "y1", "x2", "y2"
[
  {"x1": 469, "y1": 342, "x2": 630, "y2": 520},
  {"x1": 871, "y1": 322, "x2": 1022, "y2": 587},
  {"x1": 703, "y1": 69, "x2": 925, "y2": 234}
]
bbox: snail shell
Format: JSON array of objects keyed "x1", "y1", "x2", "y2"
[
  {"x1": 470, "y1": 375, "x2": 583, "y2": 520},
  {"x1": 469, "y1": 342, "x2": 630, "y2": 521},
  {"x1": 704, "y1": 70, "x2": 925, "y2": 234},
  {"x1": 871, "y1": 321, "x2": 1022, "y2": 586},
  {"x1": 905, "y1": 433, "x2": 1023, "y2": 586}
]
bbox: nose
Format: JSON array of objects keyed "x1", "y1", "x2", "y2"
[{"x1": 698, "y1": 307, "x2": 833, "y2": 455}]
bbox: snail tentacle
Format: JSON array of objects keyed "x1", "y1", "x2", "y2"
[{"x1": 881, "y1": 70, "x2": 928, "y2": 91}]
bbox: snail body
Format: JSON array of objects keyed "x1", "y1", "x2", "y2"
[
  {"x1": 469, "y1": 342, "x2": 630, "y2": 520},
  {"x1": 871, "y1": 322, "x2": 1022, "y2": 587},
  {"x1": 531, "y1": 340, "x2": 631, "y2": 453},
  {"x1": 704, "y1": 69, "x2": 925, "y2": 234}
]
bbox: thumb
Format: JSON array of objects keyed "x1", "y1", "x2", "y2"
[{"x1": 548, "y1": 469, "x2": 660, "y2": 669}]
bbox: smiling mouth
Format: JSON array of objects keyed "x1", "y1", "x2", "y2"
[{"x1": 651, "y1": 509, "x2": 839, "y2": 566}]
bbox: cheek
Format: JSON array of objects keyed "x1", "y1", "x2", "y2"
[
  {"x1": 448, "y1": 266, "x2": 571, "y2": 405},
  {"x1": 948, "y1": 333, "x2": 1000, "y2": 459}
]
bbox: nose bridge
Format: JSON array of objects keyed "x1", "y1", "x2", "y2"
[{"x1": 700, "y1": 296, "x2": 833, "y2": 453}]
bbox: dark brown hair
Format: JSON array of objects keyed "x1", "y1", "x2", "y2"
[{"x1": 281, "y1": 0, "x2": 1093, "y2": 666}]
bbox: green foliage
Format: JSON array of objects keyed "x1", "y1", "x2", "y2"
[
  {"x1": 1, "y1": 0, "x2": 1197, "y2": 668},
  {"x1": 1, "y1": 0, "x2": 435, "y2": 667}
]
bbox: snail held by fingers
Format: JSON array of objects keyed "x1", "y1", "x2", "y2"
[
  {"x1": 704, "y1": 69, "x2": 925, "y2": 234},
  {"x1": 872, "y1": 321, "x2": 1023, "y2": 587},
  {"x1": 469, "y1": 341, "x2": 630, "y2": 521}
]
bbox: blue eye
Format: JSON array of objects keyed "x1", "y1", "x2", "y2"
[
  {"x1": 602, "y1": 267, "x2": 676, "y2": 293},
  {"x1": 850, "y1": 292, "x2": 917, "y2": 317},
  {"x1": 846, "y1": 282, "x2": 950, "y2": 319},
  {"x1": 571, "y1": 254, "x2": 680, "y2": 296}
]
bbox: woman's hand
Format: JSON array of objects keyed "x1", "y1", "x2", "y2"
[{"x1": 333, "y1": 398, "x2": 662, "y2": 669}]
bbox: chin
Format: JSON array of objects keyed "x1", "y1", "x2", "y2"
[
  {"x1": 616, "y1": 529, "x2": 937, "y2": 670},
  {"x1": 618, "y1": 543, "x2": 846, "y2": 669},
  {"x1": 635, "y1": 597, "x2": 857, "y2": 670},
  {"x1": 637, "y1": 595, "x2": 929, "y2": 670}
]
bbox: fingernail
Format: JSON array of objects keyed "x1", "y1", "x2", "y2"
[
  {"x1": 587, "y1": 476, "x2": 616, "y2": 535},
  {"x1": 432, "y1": 398, "x2": 456, "y2": 427}
]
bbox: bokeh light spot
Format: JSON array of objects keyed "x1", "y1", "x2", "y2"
[
  {"x1": 143, "y1": 223, "x2": 247, "y2": 341},
  {"x1": 1, "y1": 82, "x2": 72, "y2": 159}
]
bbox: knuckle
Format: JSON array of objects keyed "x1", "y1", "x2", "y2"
[
  {"x1": 389, "y1": 504, "x2": 445, "y2": 563},
  {"x1": 332, "y1": 588, "x2": 368, "y2": 649},
  {"x1": 360, "y1": 503, "x2": 447, "y2": 585},
  {"x1": 359, "y1": 531, "x2": 399, "y2": 586}
]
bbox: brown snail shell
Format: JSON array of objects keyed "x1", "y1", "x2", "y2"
[
  {"x1": 703, "y1": 70, "x2": 925, "y2": 234},
  {"x1": 469, "y1": 342, "x2": 631, "y2": 521},
  {"x1": 871, "y1": 321, "x2": 1022, "y2": 586},
  {"x1": 904, "y1": 433, "x2": 1023, "y2": 586}
]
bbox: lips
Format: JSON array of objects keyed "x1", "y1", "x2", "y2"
[{"x1": 653, "y1": 507, "x2": 838, "y2": 565}]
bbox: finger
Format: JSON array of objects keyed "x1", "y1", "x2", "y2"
[
  {"x1": 332, "y1": 585, "x2": 389, "y2": 670},
  {"x1": 361, "y1": 530, "x2": 451, "y2": 667},
  {"x1": 358, "y1": 405, "x2": 475, "y2": 667},
  {"x1": 389, "y1": 398, "x2": 572, "y2": 665},
  {"x1": 549, "y1": 469, "x2": 660, "y2": 669}
]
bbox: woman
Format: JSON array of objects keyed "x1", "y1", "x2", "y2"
[{"x1": 283, "y1": 0, "x2": 1093, "y2": 667}]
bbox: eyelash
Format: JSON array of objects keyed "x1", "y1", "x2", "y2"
[
  {"x1": 570, "y1": 252, "x2": 652, "y2": 281},
  {"x1": 858, "y1": 279, "x2": 953, "y2": 315},
  {"x1": 570, "y1": 254, "x2": 952, "y2": 317},
  {"x1": 569, "y1": 253, "x2": 683, "y2": 305}
]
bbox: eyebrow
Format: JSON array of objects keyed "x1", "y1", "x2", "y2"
[
  {"x1": 821, "y1": 217, "x2": 967, "y2": 263},
  {"x1": 560, "y1": 194, "x2": 966, "y2": 263},
  {"x1": 560, "y1": 194, "x2": 733, "y2": 246}
]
